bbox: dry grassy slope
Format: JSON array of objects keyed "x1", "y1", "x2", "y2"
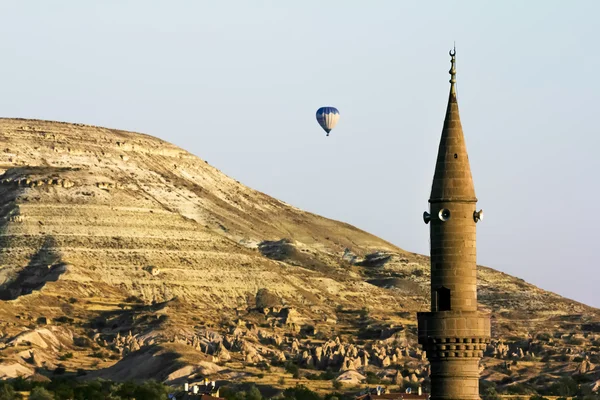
[
  {"x1": 0, "y1": 118, "x2": 409, "y2": 316},
  {"x1": 0, "y1": 118, "x2": 597, "y2": 366}
]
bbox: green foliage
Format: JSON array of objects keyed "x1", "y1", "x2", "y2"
[
  {"x1": 365, "y1": 371, "x2": 381, "y2": 384},
  {"x1": 0, "y1": 377, "x2": 172, "y2": 400},
  {"x1": 11, "y1": 376, "x2": 31, "y2": 392},
  {"x1": 125, "y1": 295, "x2": 144, "y2": 303},
  {"x1": 58, "y1": 352, "x2": 74, "y2": 361},
  {"x1": 503, "y1": 383, "x2": 536, "y2": 395},
  {"x1": 246, "y1": 385, "x2": 263, "y2": 400},
  {"x1": 221, "y1": 387, "x2": 248, "y2": 400},
  {"x1": 29, "y1": 387, "x2": 55, "y2": 400},
  {"x1": 50, "y1": 382, "x2": 75, "y2": 400},
  {"x1": 110, "y1": 380, "x2": 170, "y2": 400},
  {"x1": 544, "y1": 377, "x2": 579, "y2": 397},
  {"x1": 90, "y1": 350, "x2": 109, "y2": 359},
  {"x1": 129, "y1": 380, "x2": 169, "y2": 400},
  {"x1": 72, "y1": 380, "x2": 108, "y2": 400},
  {"x1": 256, "y1": 360, "x2": 271, "y2": 372},
  {"x1": 480, "y1": 379, "x2": 500, "y2": 400},
  {"x1": 282, "y1": 385, "x2": 322, "y2": 400},
  {"x1": 73, "y1": 336, "x2": 94, "y2": 348},
  {"x1": 0, "y1": 383, "x2": 21, "y2": 400},
  {"x1": 284, "y1": 361, "x2": 300, "y2": 378},
  {"x1": 359, "y1": 307, "x2": 369, "y2": 319},
  {"x1": 306, "y1": 369, "x2": 336, "y2": 381},
  {"x1": 54, "y1": 316, "x2": 74, "y2": 324},
  {"x1": 566, "y1": 336, "x2": 585, "y2": 345},
  {"x1": 412, "y1": 268, "x2": 424, "y2": 277},
  {"x1": 536, "y1": 332, "x2": 552, "y2": 342}
]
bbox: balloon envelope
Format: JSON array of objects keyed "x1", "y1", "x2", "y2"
[{"x1": 316, "y1": 107, "x2": 340, "y2": 136}]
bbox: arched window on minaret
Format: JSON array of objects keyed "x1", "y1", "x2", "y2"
[{"x1": 435, "y1": 286, "x2": 451, "y2": 311}]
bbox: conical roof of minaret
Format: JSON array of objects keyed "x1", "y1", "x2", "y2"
[{"x1": 429, "y1": 48, "x2": 477, "y2": 203}]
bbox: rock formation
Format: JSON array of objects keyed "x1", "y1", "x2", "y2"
[{"x1": 0, "y1": 118, "x2": 597, "y2": 391}]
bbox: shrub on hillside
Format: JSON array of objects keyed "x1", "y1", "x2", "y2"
[
  {"x1": 284, "y1": 361, "x2": 300, "y2": 378},
  {"x1": 247, "y1": 385, "x2": 262, "y2": 400},
  {"x1": 502, "y1": 383, "x2": 536, "y2": 395},
  {"x1": 29, "y1": 387, "x2": 55, "y2": 400},
  {"x1": 365, "y1": 371, "x2": 381, "y2": 384},
  {"x1": 544, "y1": 377, "x2": 579, "y2": 397},
  {"x1": 536, "y1": 332, "x2": 552, "y2": 342},
  {"x1": 0, "y1": 383, "x2": 21, "y2": 400},
  {"x1": 282, "y1": 385, "x2": 321, "y2": 400}
]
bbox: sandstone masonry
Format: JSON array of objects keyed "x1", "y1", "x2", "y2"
[{"x1": 418, "y1": 49, "x2": 491, "y2": 400}]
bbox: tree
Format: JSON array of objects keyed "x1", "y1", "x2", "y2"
[
  {"x1": 479, "y1": 379, "x2": 500, "y2": 400},
  {"x1": 10, "y1": 377, "x2": 31, "y2": 392},
  {"x1": 132, "y1": 380, "x2": 169, "y2": 400},
  {"x1": 29, "y1": 387, "x2": 55, "y2": 400},
  {"x1": 547, "y1": 377, "x2": 578, "y2": 397},
  {"x1": 365, "y1": 371, "x2": 381, "y2": 384},
  {"x1": 282, "y1": 385, "x2": 321, "y2": 400},
  {"x1": 285, "y1": 362, "x2": 300, "y2": 379},
  {"x1": 73, "y1": 380, "x2": 106, "y2": 400},
  {"x1": 0, "y1": 384, "x2": 21, "y2": 400},
  {"x1": 115, "y1": 381, "x2": 138, "y2": 398},
  {"x1": 51, "y1": 383, "x2": 75, "y2": 400},
  {"x1": 220, "y1": 387, "x2": 247, "y2": 400},
  {"x1": 247, "y1": 385, "x2": 263, "y2": 400}
]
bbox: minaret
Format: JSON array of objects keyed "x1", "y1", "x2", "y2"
[{"x1": 417, "y1": 48, "x2": 491, "y2": 399}]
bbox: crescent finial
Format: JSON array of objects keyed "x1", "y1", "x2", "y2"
[{"x1": 449, "y1": 44, "x2": 457, "y2": 96}]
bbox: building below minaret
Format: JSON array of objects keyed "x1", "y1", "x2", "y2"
[{"x1": 417, "y1": 48, "x2": 491, "y2": 400}]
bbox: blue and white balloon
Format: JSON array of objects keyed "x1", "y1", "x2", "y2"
[{"x1": 316, "y1": 106, "x2": 340, "y2": 136}]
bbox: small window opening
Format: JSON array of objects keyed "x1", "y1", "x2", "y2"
[
  {"x1": 435, "y1": 286, "x2": 451, "y2": 311},
  {"x1": 454, "y1": 153, "x2": 458, "y2": 159}
]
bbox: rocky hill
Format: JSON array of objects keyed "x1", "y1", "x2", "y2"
[{"x1": 0, "y1": 118, "x2": 598, "y2": 395}]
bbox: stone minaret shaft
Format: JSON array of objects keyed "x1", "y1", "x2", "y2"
[{"x1": 417, "y1": 49, "x2": 491, "y2": 400}]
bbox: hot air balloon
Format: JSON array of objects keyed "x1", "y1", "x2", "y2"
[{"x1": 316, "y1": 106, "x2": 340, "y2": 136}]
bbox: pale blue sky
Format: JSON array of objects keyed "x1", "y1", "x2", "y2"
[{"x1": 1, "y1": 1, "x2": 598, "y2": 307}]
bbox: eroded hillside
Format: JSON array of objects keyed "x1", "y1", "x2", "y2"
[{"x1": 0, "y1": 118, "x2": 598, "y2": 394}]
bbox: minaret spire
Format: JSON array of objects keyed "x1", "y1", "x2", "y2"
[
  {"x1": 429, "y1": 47, "x2": 476, "y2": 204},
  {"x1": 449, "y1": 45, "x2": 457, "y2": 97},
  {"x1": 418, "y1": 48, "x2": 491, "y2": 400}
]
